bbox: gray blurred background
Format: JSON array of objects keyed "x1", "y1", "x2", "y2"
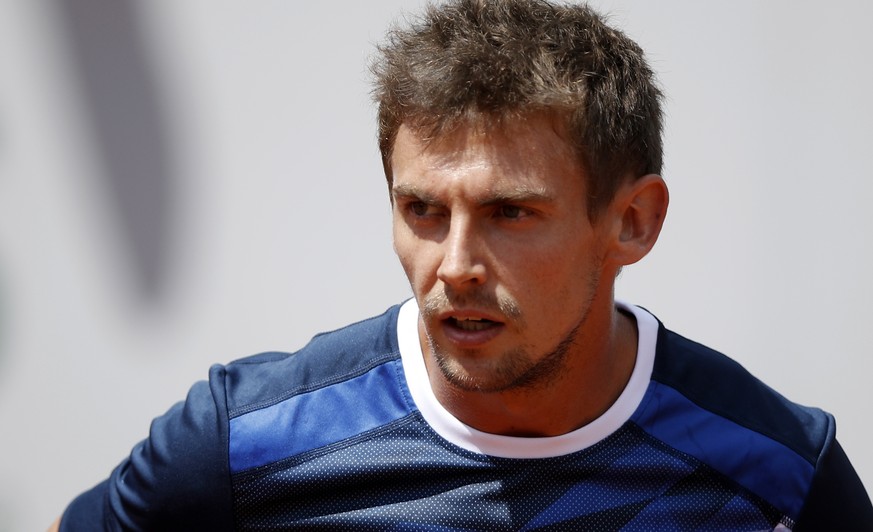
[{"x1": 1, "y1": 1, "x2": 871, "y2": 529}]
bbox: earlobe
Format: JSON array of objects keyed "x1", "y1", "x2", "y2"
[{"x1": 611, "y1": 174, "x2": 669, "y2": 266}]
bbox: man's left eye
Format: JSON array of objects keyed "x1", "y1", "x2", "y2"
[{"x1": 498, "y1": 205, "x2": 523, "y2": 219}]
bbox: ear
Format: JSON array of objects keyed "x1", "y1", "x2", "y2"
[{"x1": 605, "y1": 174, "x2": 669, "y2": 267}]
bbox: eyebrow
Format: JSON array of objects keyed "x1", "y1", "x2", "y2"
[
  {"x1": 480, "y1": 186, "x2": 554, "y2": 206},
  {"x1": 391, "y1": 183, "x2": 438, "y2": 204},
  {"x1": 391, "y1": 183, "x2": 554, "y2": 206}
]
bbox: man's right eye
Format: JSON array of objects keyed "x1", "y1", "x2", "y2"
[{"x1": 410, "y1": 201, "x2": 430, "y2": 216}]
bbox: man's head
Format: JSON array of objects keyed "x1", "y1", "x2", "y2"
[
  {"x1": 372, "y1": 0, "x2": 663, "y2": 217},
  {"x1": 380, "y1": 0, "x2": 669, "y2": 402}
]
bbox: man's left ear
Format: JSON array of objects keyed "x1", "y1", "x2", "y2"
[{"x1": 605, "y1": 174, "x2": 669, "y2": 267}]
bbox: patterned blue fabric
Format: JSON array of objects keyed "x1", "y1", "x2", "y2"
[
  {"x1": 60, "y1": 305, "x2": 872, "y2": 531},
  {"x1": 232, "y1": 417, "x2": 785, "y2": 530}
]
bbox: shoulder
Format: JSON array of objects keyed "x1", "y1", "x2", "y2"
[
  {"x1": 649, "y1": 325, "x2": 830, "y2": 463},
  {"x1": 216, "y1": 304, "x2": 415, "y2": 475},
  {"x1": 215, "y1": 304, "x2": 403, "y2": 415},
  {"x1": 632, "y1": 320, "x2": 872, "y2": 527},
  {"x1": 61, "y1": 305, "x2": 405, "y2": 531}
]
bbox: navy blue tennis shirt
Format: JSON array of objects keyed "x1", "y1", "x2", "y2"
[{"x1": 60, "y1": 301, "x2": 873, "y2": 530}]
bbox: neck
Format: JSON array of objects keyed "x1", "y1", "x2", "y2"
[{"x1": 422, "y1": 297, "x2": 639, "y2": 437}]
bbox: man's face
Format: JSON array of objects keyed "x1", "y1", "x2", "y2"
[{"x1": 391, "y1": 114, "x2": 615, "y2": 393}]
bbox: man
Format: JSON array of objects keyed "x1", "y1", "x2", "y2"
[{"x1": 54, "y1": 0, "x2": 872, "y2": 530}]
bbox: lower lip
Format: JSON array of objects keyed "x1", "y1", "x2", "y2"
[{"x1": 440, "y1": 320, "x2": 504, "y2": 347}]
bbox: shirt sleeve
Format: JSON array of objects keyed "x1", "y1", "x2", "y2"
[
  {"x1": 793, "y1": 435, "x2": 873, "y2": 530},
  {"x1": 60, "y1": 365, "x2": 236, "y2": 531}
]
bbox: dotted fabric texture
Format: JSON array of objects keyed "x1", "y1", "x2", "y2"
[{"x1": 232, "y1": 417, "x2": 785, "y2": 531}]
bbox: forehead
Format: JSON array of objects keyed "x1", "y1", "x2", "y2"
[{"x1": 391, "y1": 114, "x2": 585, "y2": 199}]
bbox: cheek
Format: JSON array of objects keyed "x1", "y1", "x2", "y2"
[
  {"x1": 501, "y1": 238, "x2": 598, "y2": 301},
  {"x1": 392, "y1": 229, "x2": 435, "y2": 291},
  {"x1": 392, "y1": 239, "x2": 415, "y2": 282},
  {"x1": 392, "y1": 216, "x2": 414, "y2": 263}
]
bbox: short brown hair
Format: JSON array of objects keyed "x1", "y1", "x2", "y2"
[{"x1": 372, "y1": 0, "x2": 663, "y2": 215}]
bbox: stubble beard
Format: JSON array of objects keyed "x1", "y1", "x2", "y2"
[{"x1": 420, "y1": 275, "x2": 600, "y2": 394}]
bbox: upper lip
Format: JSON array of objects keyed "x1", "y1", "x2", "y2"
[{"x1": 436, "y1": 309, "x2": 504, "y2": 323}]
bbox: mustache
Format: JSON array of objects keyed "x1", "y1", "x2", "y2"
[{"x1": 420, "y1": 288, "x2": 522, "y2": 321}]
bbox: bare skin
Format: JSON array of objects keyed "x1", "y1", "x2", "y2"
[{"x1": 391, "y1": 114, "x2": 668, "y2": 437}]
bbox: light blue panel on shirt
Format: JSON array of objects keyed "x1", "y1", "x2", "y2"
[{"x1": 229, "y1": 359, "x2": 412, "y2": 473}]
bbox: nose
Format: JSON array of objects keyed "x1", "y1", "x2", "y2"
[{"x1": 436, "y1": 215, "x2": 487, "y2": 289}]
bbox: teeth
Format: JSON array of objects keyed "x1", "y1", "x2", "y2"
[{"x1": 453, "y1": 317, "x2": 491, "y2": 331}]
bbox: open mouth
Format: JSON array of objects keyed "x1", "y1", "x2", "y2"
[{"x1": 447, "y1": 316, "x2": 499, "y2": 332}]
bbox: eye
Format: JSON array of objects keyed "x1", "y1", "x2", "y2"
[
  {"x1": 497, "y1": 204, "x2": 531, "y2": 220},
  {"x1": 410, "y1": 201, "x2": 429, "y2": 216},
  {"x1": 404, "y1": 200, "x2": 443, "y2": 220}
]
